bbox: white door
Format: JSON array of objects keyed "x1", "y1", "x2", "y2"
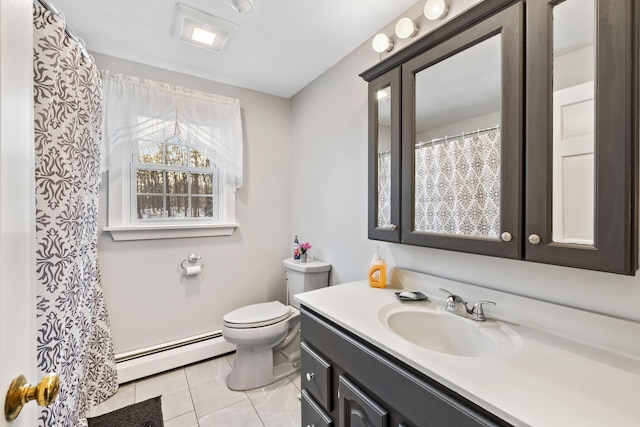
[
  {"x1": 0, "y1": 0, "x2": 38, "y2": 425},
  {"x1": 552, "y1": 81, "x2": 595, "y2": 245}
]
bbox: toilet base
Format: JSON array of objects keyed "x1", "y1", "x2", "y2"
[
  {"x1": 227, "y1": 333, "x2": 301, "y2": 391},
  {"x1": 227, "y1": 350, "x2": 301, "y2": 391},
  {"x1": 227, "y1": 345, "x2": 274, "y2": 390}
]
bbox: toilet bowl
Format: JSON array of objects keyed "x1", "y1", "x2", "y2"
[
  {"x1": 223, "y1": 301, "x2": 301, "y2": 390},
  {"x1": 222, "y1": 258, "x2": 331, "y2": 390}
]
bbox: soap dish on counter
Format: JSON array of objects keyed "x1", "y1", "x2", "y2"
[{"x1": 394, "y1": 291, "x2": 428, "y2": 302}]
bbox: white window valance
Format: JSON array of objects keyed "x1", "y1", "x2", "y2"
[{"x1": 101, "y1": 71, "x2": 244, "y2": 188}]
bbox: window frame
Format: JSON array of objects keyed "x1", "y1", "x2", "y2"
[{"x1": 104, "y1": 135, "x2": 238, "y2": 241}]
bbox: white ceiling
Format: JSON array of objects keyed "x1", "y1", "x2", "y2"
[{"x1": 50, "y1": 0, "x2": 418, "y2": 98}]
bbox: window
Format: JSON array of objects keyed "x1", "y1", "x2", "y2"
[
  {"x1": 135, "y1": 133, "x2": 219, "y2": 221},
  {"x1": 101, "y1": 72, "x2": 243, "y2": 241}
]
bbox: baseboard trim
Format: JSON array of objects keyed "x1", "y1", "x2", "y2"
[{"x1": 115, "y1": 334, "x2": 236, "y2": 384}]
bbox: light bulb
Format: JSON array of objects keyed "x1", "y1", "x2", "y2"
[
  {"x1": 395, "y1": 17, "x2": 417, "y2": 39},
  {"x1": 372, "y1": 33, "x2": 393, "y2": 53},
  {"x1": 424, "y1": 0, "x2": 449, "y2": 21}
]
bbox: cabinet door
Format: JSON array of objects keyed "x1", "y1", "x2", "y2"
[
  {"x1": 338, "y1": 375, "x2": 389, "y2": 427},
  {"x1": 400, "y1": 3, "x2": 523, "y2": 258},
  {"x1": 368, "y1": 68, "x2": 401, "y2": 242},
  {"x1": 525, "y1": 0, "x2": 637, "y2": 274},
  {"x1": 302, "y1": 390, "x2": 334, "y2": 427},
  {"x1": 301, "y1": 341, "x2": 333, "y2": 411}
]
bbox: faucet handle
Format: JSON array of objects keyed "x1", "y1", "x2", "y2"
[
  {"x1": 439, "y1": 289, "x2": 456, "y2": 308},
  {"x1": 471, "y1": 301, "x2": 496, "y2": 321},
  {"x1": 439, "y1": 288, "x2": 453, "y2": 297}
]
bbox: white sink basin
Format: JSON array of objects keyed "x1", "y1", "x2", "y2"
[{"x1": 379, "y1": 303, "x2": 522, "y2": 358}]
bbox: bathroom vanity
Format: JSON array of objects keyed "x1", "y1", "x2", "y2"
[
  {"x1": 296, "y1": 269, "x2": 640, "y2": 426},
  {"x1": 300, "y1": 308, "x2": 510, "y2": 427}
]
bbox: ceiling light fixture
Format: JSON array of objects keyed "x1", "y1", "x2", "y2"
[
  {"x1": 372, "y1": 33, "x2": 393, "y2": 53},
  {"x1": 395, "y1": 17, "x2": 418, "y2": 39},
  {"x1": 424, "y1": 0, "x2": 449, "y2": 20},
  {"x1": 230, "y1": 0, "x2": 254, "y2": 14},
  {"x1": 191, "y1": 27, "x2": 217, "y2": 46},
  {"x1": 170, "y1": 4, "x2": 238, "y2": 53}
]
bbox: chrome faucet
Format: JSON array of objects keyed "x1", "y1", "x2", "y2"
[{"x1": 439, "y1": 289, "x2": 495, "y2": 322}]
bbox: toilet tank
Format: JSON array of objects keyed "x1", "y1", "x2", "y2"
[{"x1": 283, "y1": 258, "x2": 331, "y2": 308}]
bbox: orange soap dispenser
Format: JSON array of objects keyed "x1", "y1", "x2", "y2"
[{"x1": 368, "y1": 246, "x2": 387, "y2": 288}]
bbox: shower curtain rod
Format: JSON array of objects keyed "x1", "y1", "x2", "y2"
[
  {"x1": 415, "y1": 124, "x2": 501, "y2": 148},
  {"x1": 35, "y1": 0, "x2": 90, "y2": 59},
  {"x1": 377, "y1": 124, "x2": 501, "y2": 157}
]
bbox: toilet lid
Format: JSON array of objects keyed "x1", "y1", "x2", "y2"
[{"x1": 223, "y1": 301, "x2": 291, "y2": 328}]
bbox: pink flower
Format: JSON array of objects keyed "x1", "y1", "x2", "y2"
[{"x1": 300, "y1": 242, "x2": 312, "y2": 253}]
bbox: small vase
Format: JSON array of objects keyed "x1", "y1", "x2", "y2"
[{"x1": 300, "y1": 253, "x2": 308, "y2": 263}]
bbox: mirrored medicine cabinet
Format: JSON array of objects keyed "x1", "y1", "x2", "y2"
[{"x1": 361, "y1": 0, "x2": 637, "y2": 275}]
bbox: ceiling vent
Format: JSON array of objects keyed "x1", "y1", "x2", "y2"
[{"x1": 170, "y1": 3, "x2": 238, "y2": 53}]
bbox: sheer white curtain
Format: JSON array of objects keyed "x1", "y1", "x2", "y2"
[{"x1": 101, "y1": 71, "x2": 244, "y2": 188}]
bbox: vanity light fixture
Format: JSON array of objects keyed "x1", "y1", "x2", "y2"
[
  {"x1": 395, "y1": 17, "x2": 418, "y2": 39},
  {"x1": 170, "y1": 3, "x2": 238, "y2": 53},
  {"x1": 230, "y1": 0, "x2": 254, "y2": 14},
  {"x1": 424, "y1": 0, "x2": 449, "y2": 20},
  {"x1": 372, "y1": 33, "x2": 393, "y2": 53}
]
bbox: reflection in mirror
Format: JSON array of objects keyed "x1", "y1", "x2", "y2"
[
  {"x1": 377, "y1": 85, "x2": 392, "y2": 228},
  {"x1": 413, "y1": 35, "x2": 501, "y2": 239},
  {"x1": 552, "y1": 0, "x2": 595, "y2": 245}
]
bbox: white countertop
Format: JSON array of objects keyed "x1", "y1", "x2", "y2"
[{"x1": 295, "y1": 269, "x2": 640, "y2": 427}]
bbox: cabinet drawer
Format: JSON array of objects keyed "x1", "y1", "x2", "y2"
[
  {"x1": 301, "y1": 389, "x2": 334, "y2": 427},
  {"x1": 301, "y1": 341, "x2": 332, "y2": 410},
  {"x1": 339, "y1": 375, "x2": 389, "y2": 427}
]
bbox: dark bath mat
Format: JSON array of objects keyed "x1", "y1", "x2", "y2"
[{"x1": 87, "y1": 396, "x2": 164, "y2": 427}]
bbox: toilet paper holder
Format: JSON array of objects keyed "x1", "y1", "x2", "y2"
[{"x1": 181, "y1": 253, "x2": 204, "y2": 271}]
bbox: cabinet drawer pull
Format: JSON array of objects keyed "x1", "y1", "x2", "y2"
[
  {"x1": 306, "y1": 372, "x2": 315, "y2": 381},
  {"x1": 528, "y1": 234, "x2": 541, "y2": 245},
  {"x1": 501, "y1": 231, "x2": 512, "y2": 242}
]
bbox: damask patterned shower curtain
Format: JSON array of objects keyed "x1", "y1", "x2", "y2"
[
  {"x1": 33, "y1": 4, "x2": 117, "y2": 426},
  {"x1": 414, "y1": 130, "x2": 502, "y2": 238}
]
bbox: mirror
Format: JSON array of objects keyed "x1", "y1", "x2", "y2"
[
  {"x1": 413, "y1": 34, "x2": 502, "y2": 239},
  {"x1": 552, "y1": 0, "x2": 595, "y2": 246},
  {"x1": 377, "y1": 85, "x2": 392, "y2": 228}
]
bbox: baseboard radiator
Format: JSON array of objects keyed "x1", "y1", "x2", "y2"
[{"x1": 115, "y1": 330, "x2": 236, "y2": 384}]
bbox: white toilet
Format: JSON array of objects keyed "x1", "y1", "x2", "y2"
[{"x1": 222, "y1": 258, "x2": 331, "y2": 390}]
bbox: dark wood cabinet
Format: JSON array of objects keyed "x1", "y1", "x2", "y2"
[
  {"x1": 399, "y1": 3, "x2": 523, "y2": 259},
  {"x1": 338, "y1": 376, "x2": 389, "y2": 427},
  {"x1": 368, "y1": 68, "x2": 401, "y2": 243},
  {"x1": 300, "y1": 306, "x2": 512, "y2": 427},
  {"x1": 524, "y1": 0, "x2": 637, "y2": 274},
  {"x1": 361, "y1": 0, "x2": 637, "y2": 275}
]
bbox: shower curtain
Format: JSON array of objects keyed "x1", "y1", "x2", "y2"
[
  {"x1": 33, "y1": 4, "x2": 117, "y2": 426},
  {"x1": 414, "y1": 130, "x2": 502, "y2": 238}
]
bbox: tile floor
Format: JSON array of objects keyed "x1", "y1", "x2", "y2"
[{"x1": 85, "y1": 354, "x2": 302, "y2": 427}]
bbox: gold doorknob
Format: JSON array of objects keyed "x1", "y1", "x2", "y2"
[{"x1": 4, "y1": 373, "x2": 60, "y2": 421}]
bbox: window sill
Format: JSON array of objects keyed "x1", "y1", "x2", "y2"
[{"x1": 104, "y1": 223, "x2": 239, "y2": 241}]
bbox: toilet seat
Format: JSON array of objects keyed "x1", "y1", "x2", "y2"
[{"x1": 223, "y1": 301, "x2": 291, "y2": 329}]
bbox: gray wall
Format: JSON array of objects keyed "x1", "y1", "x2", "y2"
[
  {"x1": 95, "y1": 0, "x2": 640, "y2": 357},
  {"x1": 94, "y1": 53, "x2": 293, "y2": 354},
  {"x1": 289, "y1": 16, "x2": 640, "y2": 322}
]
